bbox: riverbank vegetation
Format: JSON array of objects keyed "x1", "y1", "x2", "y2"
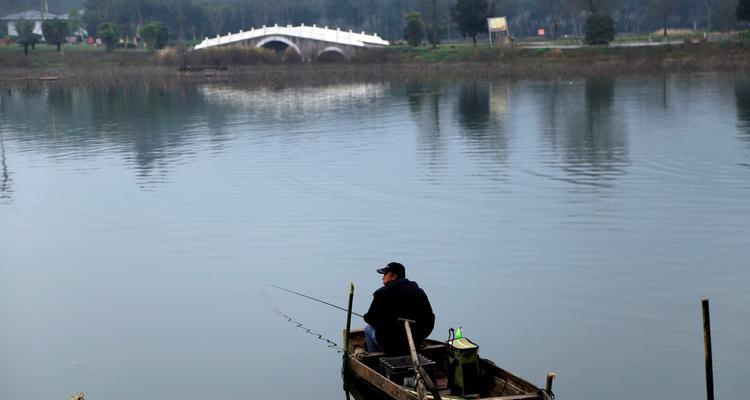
[{"x1": 3, "y1": 39, "x2": 750, "y2": 87}]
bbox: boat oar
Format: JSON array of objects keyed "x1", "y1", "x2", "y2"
[{"x1": 400, "y1": 318, "x2": 442, "y2": 400}]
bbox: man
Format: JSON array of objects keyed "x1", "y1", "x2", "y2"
[{"x1": 363, "y1": 262, "x2": 435, "y2": 354}]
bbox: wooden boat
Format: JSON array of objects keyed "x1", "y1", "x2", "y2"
[{"x1": 343, "y1": 328, "x2": 554, "y2": 400}]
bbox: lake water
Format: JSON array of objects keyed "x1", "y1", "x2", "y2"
[{"x1": 1, "y1": 73, "x2": 749, "y2": 400}]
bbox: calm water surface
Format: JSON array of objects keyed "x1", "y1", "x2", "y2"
[{"x1": 1, "y1": 74, "x2": 749, "y2": 400}]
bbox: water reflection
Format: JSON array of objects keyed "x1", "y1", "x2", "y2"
[
  {"x1": 198, "y1": 84, "x2": 387, "y2": 118},
  {"x1": 405, "y1": 81, "x2": 446, "y2": 181},
  {"x1": 343, "y1": 380, "x2": 390, "y2": 400},
  {"x1": 454, "y1": 81, "x2": 510, "y2": 178},
  {"x1": 734, "y1": 79, "x2": 750, "y2": 147},
  {"x1": 539, "y1": 78, "x2": 629, "y2": 189},
  {"x1": 0, "y1": 130, "x2": 11, "y2": 202},
  {"x1": 457, "y1": 82, "x2": 491, "y2": 131},
  {"x1": 406, "y1": 81, "x2": 426, "y2": 116},
  {"x1": 0, "y1": 87, "x2": 215, "y2": 186}
]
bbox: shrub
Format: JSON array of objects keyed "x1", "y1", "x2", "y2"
[
  {"x1": 159, "y1": 46, "x2": 281, "y2": 66},
  {"x1": 281, "y1": 46, "x2": 303, "y2": 63},
  {"x1": 739, "y1": 30, "x2": 750, "y2": 48},
  {"x1": 42, "y1": 18, "x2": 68, "y2": 51},
  {"x1": 16, "y1": 18, "x2": 39, "y2": 55},
  {"x1": 140, "y1": 21, "x2": 170, "y2": 50},
  {"x1": 584, "y1": 14, "x2": 615, "y2": 45},
  {"x1": 156, "y1": 48, "x2": 179, "y2": 65},
  {"x1": 98, "y1": 22, "x2": 119, "y2": 51}
]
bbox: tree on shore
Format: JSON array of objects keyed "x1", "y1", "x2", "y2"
[
  {"x1": 651, "y1": 0, "x2": 678, "y2": 36},
  {"x1": 0, "y1": 22, "x2": 7, "y2": 39},
  {"x1": 140, "y1": 21, "x2": 170, "y2": 50},
  {"x1": 584, "y1": 14, "x2": 615, "y2": 44},
  {"x1": 42, "y1": 18, "x2": 69, "y2": 52},
  {"x1": 404, "y1": 12, "x2": 426, "y2": 46},
  {"x1": 429, "y1": 0, "x2": 438, "y2": 48},
  {"x1": 547, "y1": 0, "x2": 562, "y2": 40},
  {"x1": 98, "y1": 22, "x2": 119, "y2": 51},
  {"x1": 16, "y1": 19, "x2": 39, "y2": 55},
  {"x1": 451, "y1": 0, "x2": 488, "y2": 46}
]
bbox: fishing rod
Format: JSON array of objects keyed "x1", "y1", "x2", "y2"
[{"x1": 269, "y1": 284, "x2": 364, "y2": 318}]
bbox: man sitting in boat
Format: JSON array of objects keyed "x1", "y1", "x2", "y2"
[{"x1": 363, "y1": 262, "x2": 435, "y2": 354}]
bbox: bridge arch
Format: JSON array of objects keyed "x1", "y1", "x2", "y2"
[
  {"x1": 255, "y1": 36, "x2": 304, "y2": 61},
  {"x1": 316, "y1": 46, "x2": 348, "y2": 62}
]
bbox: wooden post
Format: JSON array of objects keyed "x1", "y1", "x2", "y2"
[
  {"x1": 343, "y1": 283, "x2": 354, "y2": 355},
  {"x1": 702, "y1": 298, "x2": 714, "y2": 400},
  {"x1": 342, "y1": 283, "x2": 355, "y2": 377},
  {"x1": 545, "y1": 372, "x2": 556, "y2": 395}
]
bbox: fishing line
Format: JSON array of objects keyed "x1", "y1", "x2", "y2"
[
  {"x1": 270, "y1": 305, "x2": 342, "y2": 352},
  {"x1": 269, "y1": 284, "x2": 364, "y2": 318}
]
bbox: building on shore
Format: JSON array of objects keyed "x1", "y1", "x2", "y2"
[{"x1": 1, "y1": 10, "x2": 69, "y2": 38}]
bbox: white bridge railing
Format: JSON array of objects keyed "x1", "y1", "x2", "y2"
[{"x1": 195, "y1": 24, "x2": 390, "y2": 50}]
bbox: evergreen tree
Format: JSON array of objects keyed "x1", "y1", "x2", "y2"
[
  {"x1": 583, "y1": 14, "x2": 615, "y2": 44},
  {"x1": 404, "y1": 12, "x2": 425, "y2": 46},
  {"x1": 451, "y1": 0, "x2": 488, "y2": 46}
]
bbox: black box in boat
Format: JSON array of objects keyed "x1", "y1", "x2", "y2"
[{"x1": 380, "y1": 354, "x2": 436, "y2": 387}]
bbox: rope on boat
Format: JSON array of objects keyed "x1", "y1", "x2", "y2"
[{"x1": 270, "y1": 305, "x2": 343, "y2": 352}]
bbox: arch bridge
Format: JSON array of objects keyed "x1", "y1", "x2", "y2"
[{"x1": 194, "y1": 24, "x2": 389, "y2": 62}]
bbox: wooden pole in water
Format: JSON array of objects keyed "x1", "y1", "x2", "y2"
[
  {"x1": 341, "y1": 283, "x2": 355, "y2": 378},
  {"x1": 545, "y1": 372, "x2": 556, "y2": 397},
  {"x1": 701, "y1": 298, "x2": 714, "y2": 400},
  {"x1": 343, "y1": 283, "x2": 355, "y2": 355}
]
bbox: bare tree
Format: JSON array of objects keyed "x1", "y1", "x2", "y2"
[
  {"x1": 547, "y1": 0, "x2": 561, "y2": 39},
  {"x1": 430, "y1": 0, "x2": 438, "y2": 48},
  {"x1": 653, "y1": 0, "x2": 678, "y2": 36}
]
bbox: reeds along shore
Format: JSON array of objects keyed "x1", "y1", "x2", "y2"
[{"x1": 2, "y1": 42, "x2": 750, "y2": 88}]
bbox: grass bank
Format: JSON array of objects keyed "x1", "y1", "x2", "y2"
[{"x1": 1, "y1": 40, "x2": 750, "y2": 87}]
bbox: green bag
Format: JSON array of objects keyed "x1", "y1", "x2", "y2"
[{"x1": 447, "y1": 336, "x2": 479, "y2": 395}]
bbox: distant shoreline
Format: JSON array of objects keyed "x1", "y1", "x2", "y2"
[{"x1": 2, "y1": 42, "x2": 750, "y2": 87}]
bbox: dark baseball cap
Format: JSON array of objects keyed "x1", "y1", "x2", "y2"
[{"x1": 377, "y1": 262, "x2": 406, "y2": 277}]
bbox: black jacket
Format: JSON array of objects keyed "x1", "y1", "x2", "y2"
[{"x1": 363, "y1": 278, "x2": 435, "y2": 355}]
